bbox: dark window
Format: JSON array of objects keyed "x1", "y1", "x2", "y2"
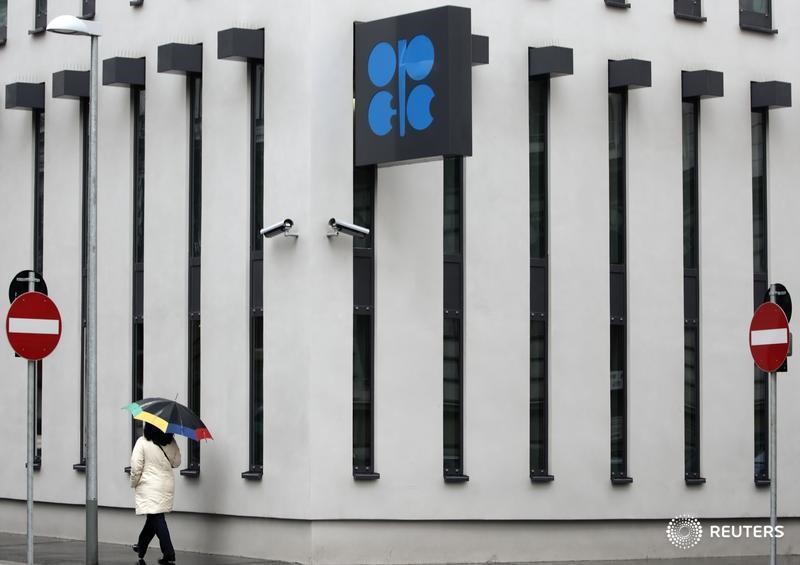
[
  {"x1": 186, "y1": 318, "x2": 201, "y2": 471},
  {"x1": 443, "y1": 317, "x2": 463, "y2": 476},
  {"x1": 741, "y1": 0, "x2": 770, "y2": 15},
  {"x1": 0, "y1": 0, "x2": 8, "y2": 44},
  {"x1": 530, "y1": 80, "x2": 547, "y2": 261},
  {"x1": 683, "y1": 103, "x2": 699, "y2": 271},
  {"x1": 609, "y1": 92, "x2": 626, "y2": 268},
  {"x1": 529, "y1": 77, "x2": 550, "y2": 480},
  {"x1": 248, "y1": 315, "x2": 263, "y2": 469},
  {"x1": 353, "y1": 313, "x2": 374, "y2": 473},
  {"x1": 81, "y1": 0, "x2": 95, "y2": 19},
  {"x1": 675, "y1": 0, "x2": 704, "y2": 20},
  {"x1": 189, "y1": 76, "x2": 202, "y2": 260},
  {"x1": 530, "y1": 320, "x2": 547, "y2": 475},
  {"x1": 131, "y1": 87, "x2": 145, "y2": 449},
  {"x1": 33, "y1": 0, "x2": 46, "y2": 33},
  {"x1": 610, "y1": 324, "x2": 626, "y2": 478},
  {"x1": 443, "y1": 157, "x2": 466, "y2": 481},
  {"x1": 684, "y1": 327, "x2": 700, "y2": 477},
  {"x1": 245, "y1": 62, "x2": 265, "y2": 478},
  {"x1": 132, "y1": 321, "x2": 144, "y2": 443},
  {"x1": 682, "y1": 101, "x2": 702, "y2": 482},
  {"x1": 185, "y1": 74, "x2": 202, "y2": 476},
  {"x1": 752, "y1": 112, "x2": 767, "y2": 278},
  {"x1": 33, "y1": 110, "x2": 45, "y2": 470},
  {"x1": 34, "y1": 111, "x2": 45, "y2": 275},
  {"x1": 752, "y1": 110, "x2": 769, "y2": 483},
  {"x1": 608, "y1": 91, "x2": 630, "y2": 483},
  {"x1": 740, "y1": 0, "x2": 773, "y2": 31},
  {"x1": 353, "y1": 165, "x2": 377, "y2": 478},
  {"x1": 444, "y1": 159, "x2": 462, "y2": 257},
  {"x1": 35, "y1": 361, "x2": 42, "y2": 469}
]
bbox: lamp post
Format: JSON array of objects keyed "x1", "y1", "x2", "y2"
[{"x1": 46, "y1": 15, "x2": 102, "y2": 565}]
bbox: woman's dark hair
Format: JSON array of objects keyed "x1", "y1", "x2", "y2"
[{"x1": 143, "y1": 422, "x2": 174, "y2": 446}]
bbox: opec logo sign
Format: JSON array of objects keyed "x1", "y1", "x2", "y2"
[
  {"x1": 367, "y1": 35, "x2": 435, "y2": 137},
  {"x1": 354, "y1": 6, "x2": 474, "y2": 166}
]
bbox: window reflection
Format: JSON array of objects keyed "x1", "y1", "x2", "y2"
[{"x1": 609, "y1": 92, "x2": 626, "y2": 266}]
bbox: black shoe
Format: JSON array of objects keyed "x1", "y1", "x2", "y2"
[
  {"x1": 132, "y1": 544, "x2": 145, "y2": 558},
  {"x1": 157, "y1": 558, "x2": 175, "y2": 565}
]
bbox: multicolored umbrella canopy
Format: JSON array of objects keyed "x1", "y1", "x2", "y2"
[{"x1": 125, "y1": 397, "x2": 213, "y2": 441}]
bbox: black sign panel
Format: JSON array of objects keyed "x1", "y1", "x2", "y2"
[
  {"x1": 354, "y1": 6, "x2": 473, "y2": 166},
  {"x1": 9, "y1": 270, "x2": 47, "y2": 303},
  {"x1": 763, "y1": 283, "x2": 792, "y2": 322}
]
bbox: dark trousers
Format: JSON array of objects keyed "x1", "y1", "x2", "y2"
[{"x1": 137, "y1": 513, "x2": 175, "y2": 560}]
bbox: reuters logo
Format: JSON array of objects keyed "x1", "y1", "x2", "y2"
[{"x1": 666, "y1": 515, "x2": 703, "y2": 549}]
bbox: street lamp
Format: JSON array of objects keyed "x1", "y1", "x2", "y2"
[{"x1": 47, "y1": 14, "x2": 102, "y2": 565}]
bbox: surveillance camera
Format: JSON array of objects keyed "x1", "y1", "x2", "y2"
[
  {"x1": 328, "y1": 218, "x2": 370, "y2": 238},
  {"x1": 260, "y1": 219, "x2": 296, "y2": 238}
]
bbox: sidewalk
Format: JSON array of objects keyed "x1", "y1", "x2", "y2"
[
  {"x1": 0, "y1": 532, "x2": 281, "y2": 564},
  {"x1": 1, "y1": 532, "x2": 799, "y2": 565}
]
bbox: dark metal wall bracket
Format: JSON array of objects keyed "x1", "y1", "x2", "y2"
[
  {"x1": 751, "y1": 81, "x2": 791, "y2": 110},
  {"x1": 52, "y1": 70, "x2": 90, "y2": 100},
  {"x1": 609, "y1": 59, "x2": 651, "y2": 90},
  {"x1": 529, "y1": 46, "x2": 573, "y2": 79},
  {"x1": 471, "y1": 35, "x2": 489, "y2": 66},
  {"x1": 681, "y1": 70, "x2": 723, "y2": 100},
  {"x1": 103, "y1": 57, "x2": 146, "y2": 88},
  {"x1": 218, "y1": 28, "x2": 264, "y2": 62},
  {"x1": 158, "y1": 43, "x2": 203, "y2": 75},
  {"x1": 6, "y1": 82, "x2": 45, "y2": 110}
]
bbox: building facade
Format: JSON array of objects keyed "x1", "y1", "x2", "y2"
[{"x1": 1, "y1": 0, "x2": 800, "y2": 562}]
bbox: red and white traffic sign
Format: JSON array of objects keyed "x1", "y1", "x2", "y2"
[
  {"x1": 750, "y1": 302, "x2": 790, "y2": 373},
  {"x1": 5, "y1": 291, "x2": 62, "y2": 361}
]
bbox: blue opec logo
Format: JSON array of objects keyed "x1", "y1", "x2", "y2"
[{"x1": 367, "y1": 35, "x2": 435, "y2": 137}]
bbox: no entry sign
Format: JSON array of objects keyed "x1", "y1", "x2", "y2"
[
  {"x1": 750, "y1": 302, "x2": 790, "y2": 373},
  {"x1": 5, "y1": 291, "x2": 62, "y2": 361}
]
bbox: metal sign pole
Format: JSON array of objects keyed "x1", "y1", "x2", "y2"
[
  {"x1": 769, "y1": 287, "x2": 777, "y2": 565},
  {"x1": 26, "y1": 359, "x2": 33, "y2": 565},
  {"x1": 23, "y1": 273, "x2": 35, "y2": 565},
  {"x1": 769, "y1": 369, "x2": 777, "y2": 565}
]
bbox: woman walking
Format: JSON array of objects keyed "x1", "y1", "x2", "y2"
[{"x1": 130, "y1": 422, "x2": 181, "y2": 564}]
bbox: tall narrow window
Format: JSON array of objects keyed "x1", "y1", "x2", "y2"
[
  {"x1": 33, "y1": 109, "x2": 45, "y2": 470},
  {"x1": 443, "y1": 157, "x2": 467, "y2": 482},
  {"x1": 608, "y1": 90, "x2": 630, "y2": 484},
  {"x1": 243, "y1": 62, "x2": 265, "y2": 480},
  {"x1": 682, "y1": 100, "x2": 703, "y2": 483},
  {"x1": 353, "y1": 165, "x2": 378, "y2": 479},
  {"x1": 752, "y1": 110, "x2": 769, "y2": 484},
  {"x1": 183, "y1": 74, "x2": 202, "y2": 477},
  {"x1": 81, "y1": 0, "x2": 95, "y2": 19},
  {"x1": 131, "y1": 87, "x2": 145, "y2": 449},
  {"x1": 0, "y1": 0, "x2": 8, "y2": 45},
  {"x1": 32, "y1": 0, "x2": 46, "y2": 33},
  {"x1": 73, "y1": 99, "x2": 90, "y2": 472},
  {"x1": 529, "y1": 77, "x2": 551, "y2": 481}
]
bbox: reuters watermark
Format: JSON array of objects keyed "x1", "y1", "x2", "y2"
[{"x1": 666, "y1": 515, "x2": 784, "y2": 549}]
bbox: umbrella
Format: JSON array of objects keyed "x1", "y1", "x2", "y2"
[{"x1": 124, "y1": 397, "x2": 213, "y2": 441}]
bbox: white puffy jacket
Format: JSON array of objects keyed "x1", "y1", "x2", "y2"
[{"x1": 130, "y1": 436, "x2": 181, "y2": 515}]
